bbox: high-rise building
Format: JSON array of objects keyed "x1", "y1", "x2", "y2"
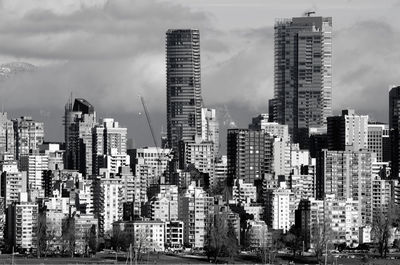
[
  {"x1": 13, "y1": 116, "x2": 44, "y2": 159},
  {"x1": 389, "y1": 86, "x2": 400, "y2": 178},
  {"x1": 249, "y1": 114, "x2": 289, "y2": 142},
  {"x1": 271, "y1": 15, "x2": 332, "y2": 146},
  {"x1": 227, "y1": 129, "x2": 274, "y2": 186},
  {"x1": 166, "y1": 29, "x2": 202, "y2": 151},
  {"x1": 64, "y1": 98, "x2": 97, "y2": 176},
  {"x1": 327, "y1": 109, "x2": 368, "y2": 151},
  {"x1": 0, "y1": 112, "x2": 15, "y2": 158},
  {"x1": 368, "y1": 123, "x2": 390, "y2": 163},
  {"x1": 201, "y1": 108, "x2": 219, "y2": 155},
  {"x1": 178, "y1": 182, "x2": 213, "y2": 249},
  {"x1": 316, "y1": 149, "x2": 373, "y2": 225},
  {"x1": 19, "y1": 153, "x2": 49, "y2": 194},
  {"x1": 92, "y1": 118, "x2": 128, "y2": 175}
]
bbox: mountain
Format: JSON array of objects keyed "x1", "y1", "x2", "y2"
[{"x1": 0, "y1": 62, "x2": 36, "y2": 80}]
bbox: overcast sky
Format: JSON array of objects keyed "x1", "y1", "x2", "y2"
[{"x1": 1, "y1": 0, "x2": 399, "y2": 149}]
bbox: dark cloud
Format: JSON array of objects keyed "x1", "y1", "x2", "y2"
[{"x1": 0, "y1": 0, "x2": 399, "y2": 148}]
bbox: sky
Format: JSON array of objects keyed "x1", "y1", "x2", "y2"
[{"x1": 0, "y1": 0, "x2": 399, "y2": 149}]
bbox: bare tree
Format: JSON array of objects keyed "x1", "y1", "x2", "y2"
[
  {"x1": 62, "y1": 216, "x2": 75, "y2": 257},
  {"x1": 311, "y1": 219, "x2": 332, "y2": 264},
  {"x1": 37, "y1": 213, "x2": 47, "y2": 258},
  {"x1": 372, "y1": 204, "x2": 400, "y2": 258}
]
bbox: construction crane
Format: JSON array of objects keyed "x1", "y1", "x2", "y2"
[{"x1": 139, "y1": 96, "x2": 171, "y2": 184}]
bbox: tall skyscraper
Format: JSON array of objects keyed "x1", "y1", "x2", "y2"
[
  {"x1": 271, "y1": 15, "x2": 332, "y2": 146},
  {"x1": 64, "y1": 98, "x2": 97, "y2": 176},
  {"x1": 166, "y1": 29, "x2": 202, "y2": 152},
  {"x1": 389, "y1": 86, "x2": 400, "y2": 178}
]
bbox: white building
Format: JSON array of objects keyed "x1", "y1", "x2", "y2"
[
  {"x1": 150, "y1": 185, "x2": 179, "y2": 222},
  {"x1": 264, "y1": 182, "x2": 295, "y2": 232},
  {"x1": 179, "y1": 183, "x2": 213, "y2": 249},
  {"x1": 213, "y1": 155, "x2": 227, "y2": 186},
  {"x1": 182, "y1": 139, "x2": 215, "y2": 181},
  {"x1": 113, "y1": 220, "x2": 165, "y2": 252},
  {"x1": 94, "y1": 170, "x2": 123, "y2": 236},
  {"x1": 232, "y1": 179, "x2": 257, "y2": 205},
  {"x1": 273, "y1": 138, "x2": 291, "y2": 177},
  {"x1": 9, "y1": 200, "x2": 39, "y2": 252},
  {"x1": 19, "y1": 154, "x2": 49, "y2": 193}
]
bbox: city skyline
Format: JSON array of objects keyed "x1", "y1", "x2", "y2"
[{"x1": 0, "y1": 0, "x2": 399, "y2": 148}]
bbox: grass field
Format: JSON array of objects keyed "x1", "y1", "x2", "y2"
[{"x1": 0, "y1": 252, "x2": 399, "y2": 265}]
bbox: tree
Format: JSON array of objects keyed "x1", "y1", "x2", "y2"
[
  {"x1": 311, "y1": 219, "x2": 332, "y2": 264},
  {"x1": 62, "y1": 216, "x2": 75, "y2": 257},
  {"x1": 371, "y1": 204, "x2": 400, "y2": 258},
  {"x1": 205, "y1": 213, "x2": 239, "y2": 263},
  {"x1": 224, "y1": 222, "x2": 239, "y2": 261},
  {"x1": 284, "y1": 226, "x2": 303, "y2": 257},
  {"x1": 86, "y1": 225, "x2": 97, "y2": 255},
  {"x1": 37, "y1": 213, "x2": 47, "y2": 258}
]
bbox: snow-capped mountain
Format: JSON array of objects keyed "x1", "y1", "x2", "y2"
[{"x1": 0, "y1": 62, "x2": 36, "y2": 80}]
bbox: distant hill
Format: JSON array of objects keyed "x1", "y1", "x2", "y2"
[{"x1": 0, "y1": 62, "x2": 36, "y2": 80}]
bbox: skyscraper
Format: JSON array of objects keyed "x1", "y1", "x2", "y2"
[
  {"x1": 64, "y1": 98, "x2": 97, "y2": 176},
  {"x1": 271, "y1": 15, "x2": 332, "y2": 146},
  {"x1": 389, "y1": 86, "x2": 400, "y2": 178},
  {"x1": 0, "y1": 112, "x2": 15, "y2": 158},
  {"x1": 166, "y1": 29, "x2": 202, "y2": 152}
]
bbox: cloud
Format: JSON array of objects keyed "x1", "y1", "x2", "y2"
[
  {"x1": 333, "y1": 20, "x2": 400, "y2": 121},
  {"x1": 1, "y1": 0, "x2": 399, "y2": 146}
]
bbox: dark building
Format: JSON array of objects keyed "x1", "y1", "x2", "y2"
[
  {"x1": 64, "y1": 98, "x2": 97, "y2": 176},
  {"x1": 295, "y1": 199, "x2": 311, "y2": 249},
  {"x1": 227, "y1": 129, "x2": 273, "y2": 187},
  {"x1": 389, "y1": 86, "x2": 400, "y2": 178},
  {"x1": 309, "y1": 133, "x2": 328, "y2": 158}
]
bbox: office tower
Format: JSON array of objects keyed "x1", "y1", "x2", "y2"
[
  {"x1": 368, "y1": 123, "x2": 390, "y2": 162},
  {"x1": 64, "y1": 98, "x2": 97, "y2": 176},
  {"x1": 13, "y1": 116, "x2": 44, "y2": 160},
  {"x1": 0, "y1": 112, "x2": 15, "y2": 158},
  {"x1": 327, "y1": 109, "x2": 368, "y2": 151},
  {"x1": 249, "y1": 114, "x2": 290, "y2": 142},
  {"x1": 316, "y1": 149, "x2": 373, "y2": 225},
  {"x1": 201, "y1": 108, "x2": 219, "y2": 155},
  {"x1": 227, "y1": 129, "x2": 274, "y2": 186},
  {"x1": 166, "y1": 29, "x2": 202, "y2": 151},
  {"x1": 389, "y1": 86, "x2": 400, "y2": 178},
  {"x1": 178, "y1": 182, "x2": 213, "y2": 249},
  {"x1": 271, "y1": 15, "x2": 332, "y2": 146},
  {"x1": 92, "y1": 118, "x2": 128, "y2": 175}
]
